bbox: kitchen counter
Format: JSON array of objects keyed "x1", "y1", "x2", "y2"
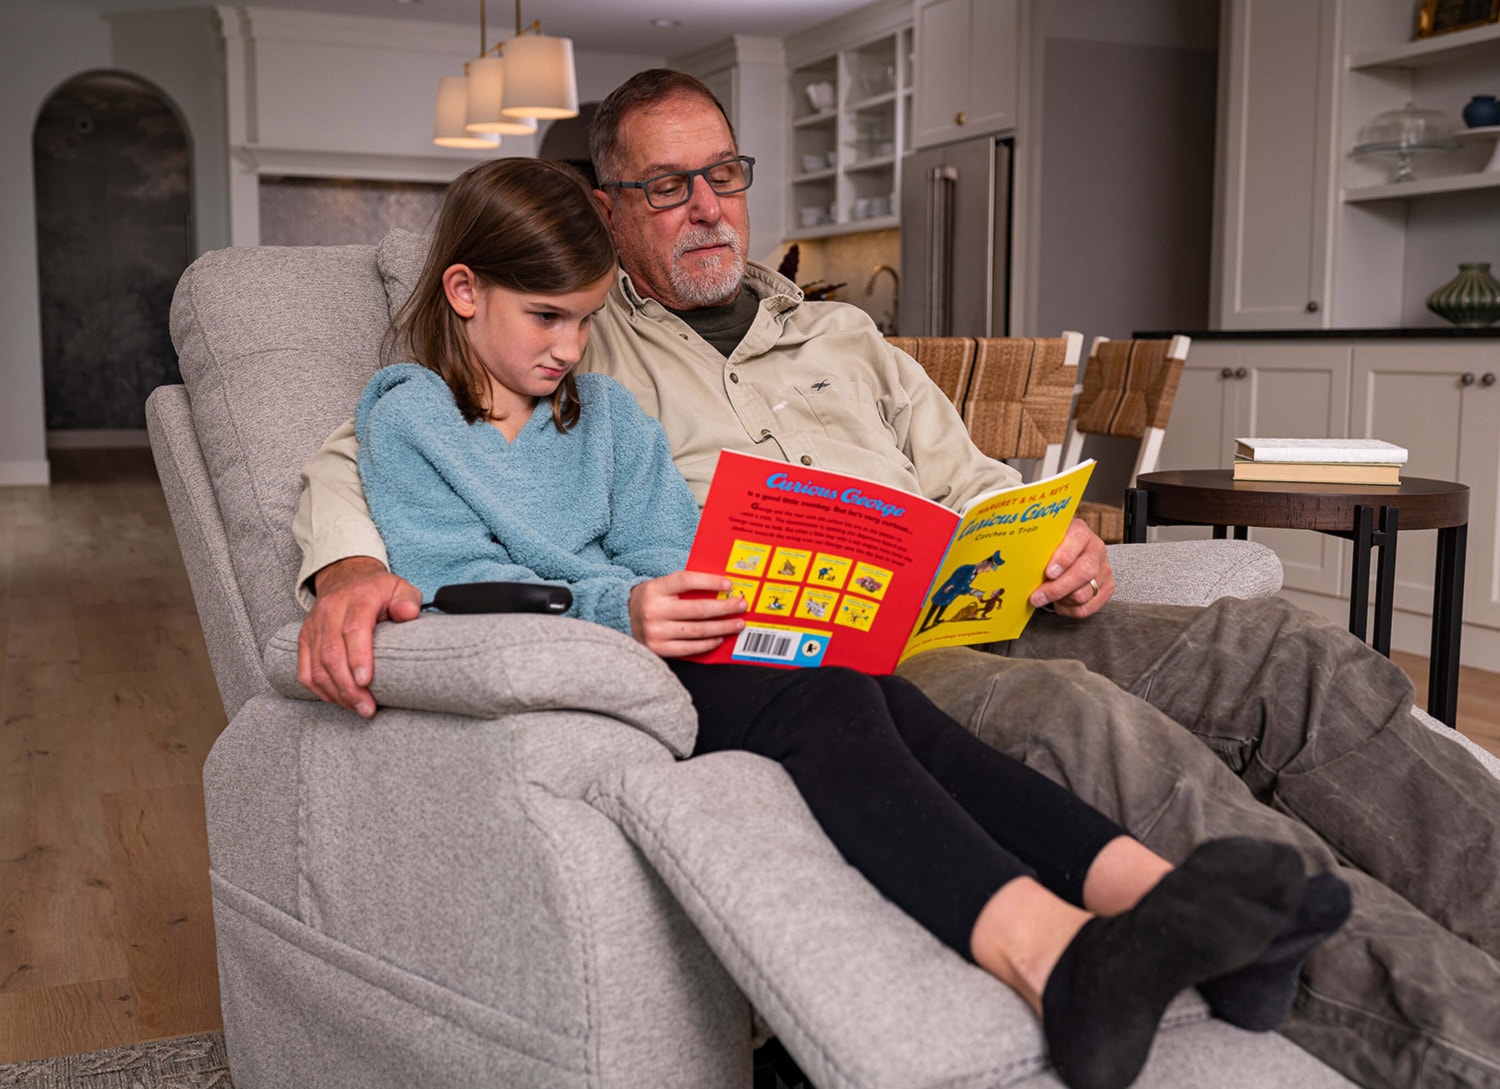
[{"x1": 1133, "y1": 327, "x2": 1500, "y2": 340}]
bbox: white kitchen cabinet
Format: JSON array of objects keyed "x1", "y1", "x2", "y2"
[
  {"x1": 1154, "y1": 339, "x2": 1350, "y2": 596},
  {"x1": 1211, "y1": 0, "x2": 1337, "y2": 330},
  {"x1": 1353, "y1": 343, "x2": 1500, "y2": 634},
  {"x1": 783, "y1": 0, "x2": 913, "y2": 239},
  {"x1": 911, "y1": 0, "x2": 1017, "y2": 150}
]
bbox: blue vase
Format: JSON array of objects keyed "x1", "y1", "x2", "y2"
[{"x1": 1463, "y1": 95, "x2": 1500, "y2": 128}]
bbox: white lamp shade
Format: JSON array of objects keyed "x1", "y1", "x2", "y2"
[
  {"x1": 462, "y1": 56, "x2": 537, "y2": 135},
  {"x1": 434, "y1": 76, "x2": 501, "y2": 149},
  {"x1": 500, "y1": 34, "x2": 579, "y2": 120}
]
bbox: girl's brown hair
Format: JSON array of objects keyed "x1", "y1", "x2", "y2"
[{"x1": 387, "y1": 157, "x2": 617, "y2": 431}]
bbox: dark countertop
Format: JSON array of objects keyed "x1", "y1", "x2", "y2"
[{"x1": 1133, "y1": 327, "x2": 1500, "y2": 340}]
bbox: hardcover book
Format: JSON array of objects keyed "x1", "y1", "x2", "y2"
[
  {"x1": 1231, "y1": 459, "x2": 1402, "y2": 485},
  {"x1": 683, "y1": 450, "x2": 1094, "y2": 672},
  {"x1": 1234, "y1": 437, "x2": 1409, "y2": 465}
]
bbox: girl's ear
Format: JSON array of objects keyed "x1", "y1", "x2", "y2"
[
  {"x1": 592, "y1": 188, "x2": 614, "y2": 229},
  {"x1": 442, "y1": 263, "x2": 479, "y2": 318}
]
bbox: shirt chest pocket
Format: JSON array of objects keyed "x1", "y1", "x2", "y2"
[{"x1": 770, "y1": 377, "x2": 897, "y2": 445}]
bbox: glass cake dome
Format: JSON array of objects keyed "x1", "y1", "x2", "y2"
[{"x1": 1353, "y1": 102, "x2": 1460, "y2": 182}]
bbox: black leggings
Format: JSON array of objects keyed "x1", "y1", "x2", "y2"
[{"x1": 667, "y1": 661, "x2": 1128, "y2": 959}]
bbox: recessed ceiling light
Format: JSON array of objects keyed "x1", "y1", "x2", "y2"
[{"x1": 651, "y1": 18, "x2": 681, "y2": 27}]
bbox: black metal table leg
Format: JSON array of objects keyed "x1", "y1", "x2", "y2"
[
  {"x1": 1429, "y1": 523, "x2": 1467, "y2": 727},
  {"x1": 1371, "y1": 505, "x2": 1398, "y2": 656},
  {"x1": 1124, "y1": 488, "x2": 1149, "y2": 543},
  {"x1": 1349, "y1": 504, "x2": 1374, "y2": 642}
]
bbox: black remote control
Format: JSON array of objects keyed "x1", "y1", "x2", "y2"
[{"x1": 429, "y1": 581, "x2": 573, "y2": 615}]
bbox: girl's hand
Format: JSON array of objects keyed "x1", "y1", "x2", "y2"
[{"x1": 629, "y1": 571, "x2": 749, "y2": 658}]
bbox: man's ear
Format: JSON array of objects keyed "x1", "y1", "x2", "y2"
[
  {"x1": 593, "y1": 188, "x2": 615, "y2": 229},
  {"x1": 442, "y1": 263, "x2": 478, "y2": 318}
]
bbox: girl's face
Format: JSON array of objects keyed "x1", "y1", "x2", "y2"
[{"x1": 444, "y1": 266, "x2": 614, "y2": 421}]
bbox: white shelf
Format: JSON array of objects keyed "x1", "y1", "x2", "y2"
[
  {"x1": 793, "y1": 109, "x2": 838, "y2": 128},
  {"x1": 792, "y1": 167, "x2": 838, "y2": 183},
  {"x1": 788, "y1": 214, "x2": 899, "y2": 241},
  {"x1": 1349, "y1": 20, "x2": 1500, "y2": 69},
  {"x1": 844, "y1": 155, "x2": 897, "y2": 173},
  {"x1": 1343, "y1": 170, "x2": 1500, "y2": 202},
  {"x1": 848, "y1": 90, "x2": 898, "y2": 111}
]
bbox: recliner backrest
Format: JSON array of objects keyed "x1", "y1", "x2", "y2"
[{"x1": 165, "y1": 242, "x2": 390, "y2": 668}]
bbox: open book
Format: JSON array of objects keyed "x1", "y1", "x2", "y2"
[{"x1": 683, "y1": 451, "x2": 1094, "y2": 672}]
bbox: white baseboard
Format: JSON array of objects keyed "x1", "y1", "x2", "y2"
[
  {"x1": 0, "y1": 459, "x2": 51, "y2": 486},
  {"x1": 47, "y1": 429, "x2": 151, "y2": 449}
]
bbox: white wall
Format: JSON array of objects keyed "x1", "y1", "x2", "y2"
[
  {"x1": 0, "y1": 3, "x2": 112, "y2": 484},
  {"x1": 1, "y1": 1, "x2": 662, "y2": 485}
]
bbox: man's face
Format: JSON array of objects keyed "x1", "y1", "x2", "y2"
[{"x1": 596, "y1": 94, "x2": 751, "y2": 310}]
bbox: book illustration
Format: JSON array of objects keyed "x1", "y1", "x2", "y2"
[{"x1": 684, "y1": 451, "x2": 1094, "y2": 673}]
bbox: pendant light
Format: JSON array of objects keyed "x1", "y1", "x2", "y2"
[
  {"x1": 432, "y1": 0, "x2": 577, "y2": 149},
  {"x1": 433, "y1": 76, "x2": 502, "y2": 149}
]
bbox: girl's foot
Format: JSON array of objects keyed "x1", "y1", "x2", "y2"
[
  {"x1": 1041, "y1": 838, "x2": 1306, "y2": 1089},
  {"x1": 1197, "y1": 871, "x2": 1352, "y2": 1031}
]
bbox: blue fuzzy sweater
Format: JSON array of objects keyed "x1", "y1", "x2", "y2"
[{"x1": 355, "y1": 364, "x2": 701, "y2": 636}]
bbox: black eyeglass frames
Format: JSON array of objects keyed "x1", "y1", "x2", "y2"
[{"x1": 600, "y1": 156, "x2": 755, "y2": 210}]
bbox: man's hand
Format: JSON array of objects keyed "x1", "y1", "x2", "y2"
[
  {"x1": 297, "y1": 556, "x2": 422, "y2": 717},
  {"x1": 1028, "y1": 519, "x2": 1113, "y2": 619},
  {"x1": 629, "y1": 571, "x2": 748, "y2": 658}
]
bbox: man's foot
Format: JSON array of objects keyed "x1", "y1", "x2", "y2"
[
  {"x1": 1197, "y1": 871, "x2": 1352, "y2": 1032},
  {"x1": 1041, "y1": 838, "x2": 1305, "y2": 1089}
]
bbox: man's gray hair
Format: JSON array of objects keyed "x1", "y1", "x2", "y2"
[{"x1": 588, "y1": 69, "x2": 738, "y2": 184}]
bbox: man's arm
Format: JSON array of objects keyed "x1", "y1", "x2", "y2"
[{"x1": 294, "y1": 421, "x2": 421, "y2": 717}]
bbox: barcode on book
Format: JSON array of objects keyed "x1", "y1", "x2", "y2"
[
  {"x1": 729, "y1": 625, "x2": 831, "y2": 667},
  {"x1": 737, "y1": 628, "x2": 797, "y2": 661}
]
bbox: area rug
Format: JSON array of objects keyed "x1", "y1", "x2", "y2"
[{"x1": 0, "y1": 1032, "x2": 232, "y2": 1088}]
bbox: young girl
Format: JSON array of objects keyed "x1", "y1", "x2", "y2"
[{"x1": 354, "y1": 158, "x2": 1347, "y2": 1089}]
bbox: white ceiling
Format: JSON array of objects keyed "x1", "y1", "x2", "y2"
[{"x1": 49, "y1": 0, "x2": 882, "y2": 57}]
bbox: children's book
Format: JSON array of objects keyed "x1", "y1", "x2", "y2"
[{"x1": 683, "y1": 451, "x2": 1095, "y2": 673}]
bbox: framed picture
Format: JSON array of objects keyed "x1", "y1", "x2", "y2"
[{"x1": 1416, "y1": 0, "x2": 1500, "y2": 38}]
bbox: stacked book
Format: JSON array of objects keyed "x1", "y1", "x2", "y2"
[{"x1": 1232, "y1": 438, "x2": 1408, "y2": 485}]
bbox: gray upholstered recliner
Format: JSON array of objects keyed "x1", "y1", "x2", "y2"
[{"x1": 150, "y1": 230, "x2": 1472, "y2": 1089}]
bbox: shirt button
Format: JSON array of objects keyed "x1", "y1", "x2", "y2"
[
  {"x1": 800, "y1": 455, "x2": 813, "y2": 466},
  {"x1": 760, "y1": 429, "x2": 771, "y2": 439},
  {"x1": 730, "y1": 373, "x2": 740, "y2": 383}
]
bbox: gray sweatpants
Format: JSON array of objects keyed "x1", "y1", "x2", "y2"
[{"x1": 897, "y1": 595, "x2": 1500, "y2": 1089}]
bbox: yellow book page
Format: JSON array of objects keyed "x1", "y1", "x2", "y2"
[{"x1": 899, "y1": 460, "x2": 1095, "y2": 663}]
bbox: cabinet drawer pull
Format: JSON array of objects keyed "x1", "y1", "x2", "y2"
[
  {"x1": 1462, "y1": 372, "x2": 1477, "y2": 386},
  {"x1": 1235, "y1": 367, "x2": 1248, "y2": 379},
  {"x1": 1305, "y1": 300, "x2": 1320, "y2": 312},
  {"x1": 1484, "y1": 373, "x2": 1497, "y2": 387},
  {"x1": 955, "y1": 111, "x2": 966, "y2": 125},
  {"x1": 1221, "y1": 367, "x2": 1234, "y2": 378}
]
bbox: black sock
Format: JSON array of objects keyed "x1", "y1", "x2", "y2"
[
  {"x1": 1198, "y1": 871, "x2": 1351, "y2": 1032},
  {"x1": 1040, "y1": 838, "x2": 1305, "y2": 1089}
]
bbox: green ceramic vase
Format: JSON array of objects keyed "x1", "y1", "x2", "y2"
[{"x1": 1426, "y1": 262, "x2": 1500, "y2": 328}]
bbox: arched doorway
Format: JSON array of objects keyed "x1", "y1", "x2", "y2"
[{"x1": 33, "y1": 71, "x2": 191, "y2": 435}]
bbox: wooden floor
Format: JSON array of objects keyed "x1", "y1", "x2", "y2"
[{"x1": 1, "y1": 449, "x2": 1498, "y2": 1064}]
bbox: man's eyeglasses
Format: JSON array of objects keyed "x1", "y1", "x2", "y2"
[{"x1": 601, "y1": 156, "x2": 755, "y2": 210}]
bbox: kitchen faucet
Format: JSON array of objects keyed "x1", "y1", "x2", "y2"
[{"x1": 864, "y1": 263, "x2": 900, "y2": 335}]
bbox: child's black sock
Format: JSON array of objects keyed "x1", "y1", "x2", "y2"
[
  {"x1": 1040, "y1": 838, "x2": 1305, "y2": 1089},
  {"x1": 1197, "y1": 871, "x2": 1352, "y2": 1032}
]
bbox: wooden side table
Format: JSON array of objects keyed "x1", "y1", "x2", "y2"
[{"x1": 1123, "y1": 470, "x2": 1469, "y2": 726}]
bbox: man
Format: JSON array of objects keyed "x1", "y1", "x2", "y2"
[{"x1": 294, "y1": 70, "x2": 1500, "y2": 1087}]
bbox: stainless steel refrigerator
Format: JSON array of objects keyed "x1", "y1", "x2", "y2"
[{"x1": 898, "y1": 136, "x2": 1012, "y2": 337}]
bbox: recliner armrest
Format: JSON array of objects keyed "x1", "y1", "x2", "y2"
[
  {"x1": 264, "y1": 613, "x2": 697, "y2": 757},
  {"x1": 1106, "y1": 540, "x2": 1283, "y2": 607}
]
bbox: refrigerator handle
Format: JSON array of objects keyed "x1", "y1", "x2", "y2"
[{"x1": 927, "y1": 165, "x2": 958, "y2": 336}]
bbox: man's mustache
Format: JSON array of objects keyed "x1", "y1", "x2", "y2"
[{"x1": 673, "y1": 224, "x2": 741, "y2": 262}]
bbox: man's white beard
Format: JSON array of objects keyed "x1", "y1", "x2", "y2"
[{"x1": 669, "y1": 224, "x2": 746, "y2": 306}]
